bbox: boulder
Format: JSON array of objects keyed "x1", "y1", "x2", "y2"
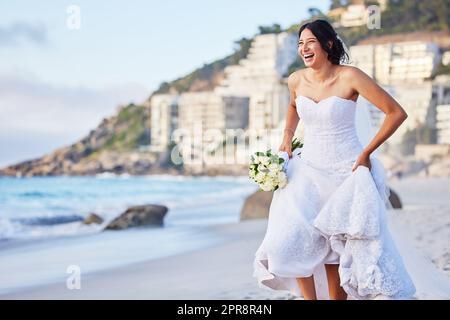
[
  {"x1": 105, "y1": 204, "x2": 168, "y2": 230},
  {"x1": 388, "y1": 188, "x2": 402, "y2": 209},
  {"x1": 240, "y1": 190, "x2": 273, "y2": 221},
  {"x1": 83, "y1": 213, "x2": 104, "y2": 225}
]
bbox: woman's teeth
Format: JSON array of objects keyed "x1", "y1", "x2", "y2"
[{"x1": 304, "y1": 54, "x2": 314, "y2": 61}]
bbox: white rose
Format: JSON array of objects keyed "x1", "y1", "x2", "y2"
[
  {"x1": 269, "y1": 177, "x2": 278, "y2": 188},
  {"x1": 268, "y1": 163, "x2": 280, "y2": 172},
  {"x1": 277, "y1": 172, "x2": 287, "y2": 188},
  {"x1": 261, "y1": 179, "x2": 274, "y2": 191},
  {"x1": 257, "y1": 163, "x2": 266, "y2": 171},
  {"x1": 268, "y1": 170, "x2": 278, "y2": 178},
  {"x1": 278, "y1": 178, "x2": 287, "y2": 189},
  {"x1": 260, "y1": 156, "x2": 270, "y2": 166},
  {"x1": 277, "y1": 171, "x2": 287, "y2": 181},
  {"x1": 255, "y1": 172, "x2": 265, "y2": 183}
]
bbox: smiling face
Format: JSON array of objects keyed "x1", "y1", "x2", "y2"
[{"x1": 298, "y1": 28, "x2": 331, "y2": 68}]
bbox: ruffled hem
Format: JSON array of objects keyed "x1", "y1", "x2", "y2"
[
  {"x1": 253, "y1": 250, "x2": 337, "y2": 299},
  {"x1": 313, "y1": 163, "x2": 416, "y2": 300},
  {"x1": 253, "y1": 251, "x2": 302, "y2": 297}
]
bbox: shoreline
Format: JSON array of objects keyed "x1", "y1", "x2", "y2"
[{"x1": 0, "y1": 219, "x2": 295, "y2": 300}]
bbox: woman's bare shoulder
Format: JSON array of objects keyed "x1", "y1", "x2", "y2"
[
  {"x1": 339, "y1": 65, "x2": 367, "y2": 79},
  {"x1": 287, "y1": 69, "x2": 306, "y2": 88}
]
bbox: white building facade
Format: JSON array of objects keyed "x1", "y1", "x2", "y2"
[{"x1": 148, "y1": 93, "x2": 179, "y2": 152}]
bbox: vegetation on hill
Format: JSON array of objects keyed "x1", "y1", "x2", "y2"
[{"x1": 102, "y1": 103, "x2": 150, "y2": 151}]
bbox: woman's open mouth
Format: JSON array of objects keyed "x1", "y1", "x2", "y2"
[{"x1": 304, "y1": 53, "x2": 314, "y2": 62}]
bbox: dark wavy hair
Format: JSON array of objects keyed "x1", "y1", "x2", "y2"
[{"x1": 298, "y1": 19, "x2": 349, "y2": 65}]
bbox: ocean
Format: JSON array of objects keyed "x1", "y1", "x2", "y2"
[{"x1": 0, "y1": 174, "x2": 257, "y2": 293}]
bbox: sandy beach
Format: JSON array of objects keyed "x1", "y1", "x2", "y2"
[
  {"x1": 1, "y1": 176, "x2": 449, "y2": 300},
  {"x1": 0, "y1": 219, "x2": 295, "y2": 300}
]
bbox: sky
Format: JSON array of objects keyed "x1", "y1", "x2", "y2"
[{"x1": 0, "y1": 0, "x2": 330, "y2": 167}]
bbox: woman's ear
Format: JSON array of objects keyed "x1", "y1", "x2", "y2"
[{"x1": 327, "y1": 40, "x2": 333, "y2": 49}]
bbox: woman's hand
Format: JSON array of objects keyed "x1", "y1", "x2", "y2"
[
  {"x1": 279, "y1": 136, "x2": 293, "y2": 158},
  {"x1": 352, "y1": 151, "x2": 371, "y2": 172}
]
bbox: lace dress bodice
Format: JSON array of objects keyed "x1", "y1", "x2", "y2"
[
  {"x1": 296, "y1": 95, "x2": 363, "y2": 162},
  {"x1": 295, "y1": 95, "x2": 364, "y2": 184}
]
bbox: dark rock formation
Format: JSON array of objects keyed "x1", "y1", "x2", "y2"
[
  {"x1": 388, "y1": 188, "x2": 403, "y2": 209},
  {"x1": 83, "y1": 213, "x2": 104, "y2": 225},
  {"x1": 240, "y1": 190, "x2": 274, "y2": 221},
  {"x1": 105, "y1": 204, "x2": 168, "y2": 230}
]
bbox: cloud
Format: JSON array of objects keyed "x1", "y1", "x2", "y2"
[
  {"x1": 0, "y1": 73, "x2": 150, "y2": 167},
  {"x1": 0, "y1": 21, "x2": 47, "y2": 47}
]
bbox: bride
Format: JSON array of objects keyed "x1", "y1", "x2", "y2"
[{"x1": 253, "y1": 19, "x2": 450, "y2": 300}]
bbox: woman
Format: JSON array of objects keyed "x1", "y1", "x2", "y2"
[{"x1": 253, "y1": 19, "x2": 416, "y2": 300}]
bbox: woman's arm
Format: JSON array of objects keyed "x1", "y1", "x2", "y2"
[
  {"x1": 278, "y1": 73, "x2": 301, "y2": 158},
  {"x1": 346, "y1": 66, "x2": 408, "y2": 157}
]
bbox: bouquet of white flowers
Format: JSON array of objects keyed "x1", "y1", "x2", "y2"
[{"x1": 248, "y1": 138, "x2": 303, "y2": 191}]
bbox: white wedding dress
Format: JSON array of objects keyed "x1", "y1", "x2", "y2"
[{"x1": 253, "y1": 95, "x2": 450, "y2": 300}]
